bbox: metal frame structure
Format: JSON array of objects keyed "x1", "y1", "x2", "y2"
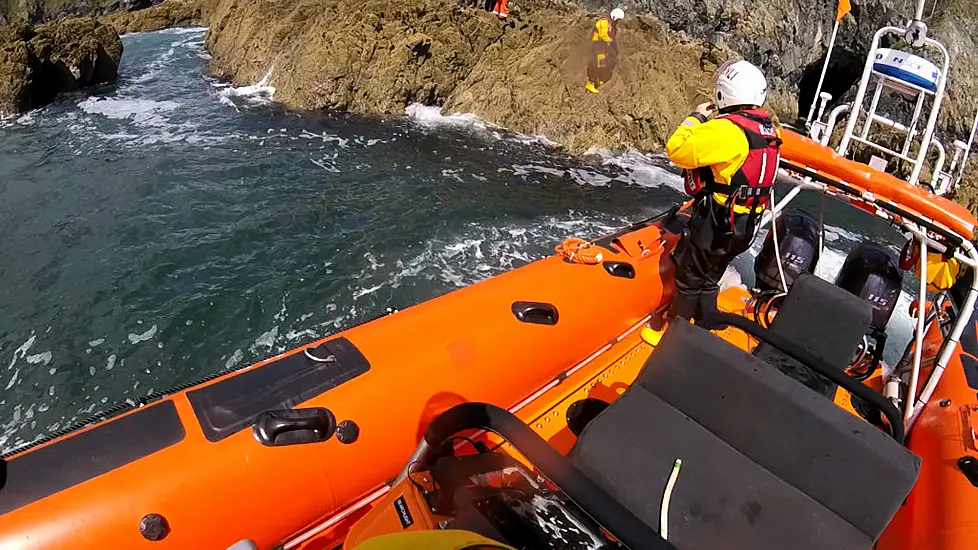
[
  {"x1": 837, "y1": 25, "x2": 950, "y2": 187},
  {"x1": 792, "y1": 0, "x2": 978, "y2": 435},
  {"x1": 770, "y1": 161, "x2": 978, "y2": 436},
  {"x1": 808, "y1": 0, "x2": 977, "y2": 197}
]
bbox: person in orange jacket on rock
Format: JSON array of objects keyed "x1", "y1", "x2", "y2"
[
  {"x1": 585, "y1": 8, "x2": 624, "y2": 94},
  {"x1": 486, "y1": 0, "x2": 508, "y2": 19},
  {"x1": 659, "y1": 60, "x2": 782, "y2": 327}
]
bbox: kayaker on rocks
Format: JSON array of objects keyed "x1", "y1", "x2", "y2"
[{"x1": 658, "y1": 60, "x2": 782, "y2": 327}]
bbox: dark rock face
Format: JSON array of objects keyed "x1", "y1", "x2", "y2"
[
  {"x1": 0, "y1": 18, "x2": 123, "y2": 116},
  {"x1": 2, "y1": 0, "x2": 159, "y2": 25}
]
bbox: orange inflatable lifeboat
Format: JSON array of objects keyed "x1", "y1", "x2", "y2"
[{"x1": 0, "y1": 218, "x2": 674, "y2": 550}]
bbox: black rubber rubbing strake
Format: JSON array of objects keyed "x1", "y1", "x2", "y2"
[
  {"x1": 0, "y1": 400, "x2": 185, "y2": 515},
  {"x1": 187, "y1": 337, "x2": 370, "y2": 442},
  {"x1": 958, "y1": 456, "x2": 978, "y2": 487},
  {"x1": 511, "y1": 302, "x2": 559, "y2": 326}
]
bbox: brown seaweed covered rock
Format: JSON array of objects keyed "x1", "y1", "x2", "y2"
[
  {"x1": 205, "y1": 0, "x2": 724, "y2": 152},
  {"x1": 0, "y1": 18, "x2": 122, "y2": 116},
  {"x1": 101, "y1": 0, "x2": 202, "y2": 34}
]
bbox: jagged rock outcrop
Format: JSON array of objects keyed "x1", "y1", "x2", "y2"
[
  {"x1": 100, "y1": 0, "x2": 201, "y2": 34},
  {"x1": 206, "y1": 0, "x2": 726, "y2": 152},
  {"x1": 0, "y1": 0, "x2": 204, "y2": 35},
  {"x1": 573, "y1": 1, "x2": 978, "y2": 135},
  {"x1": 1, "y1": 0, "x2": 154, "y2": 24},
  {"x1": 0, "y1": 18, "x2": 122, "y2": 116}
]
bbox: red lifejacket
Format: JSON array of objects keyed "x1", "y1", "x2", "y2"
[{"x1": 683, "y1": 109, "x2": 782, "y2": 208}]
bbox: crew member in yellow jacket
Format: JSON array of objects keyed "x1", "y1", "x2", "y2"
[
  {"x1": 660, "y1": 60, "x2": 782, "y2": 325},
  {"x1": 585, "y1": 8, "x2": 624, "y2": 94}
]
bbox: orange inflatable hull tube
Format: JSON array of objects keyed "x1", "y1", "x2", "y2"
[
  {"x1": 0, "y1": 223, "x2": 670, "y2": 549},
  {"x1": 779, "y1": 130, "x2": 978, "y2": 239},
  {"x1": 879, "y1": 317, "x2": 978, "y2": 550}
]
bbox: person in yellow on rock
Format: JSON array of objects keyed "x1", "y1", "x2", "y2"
[
  {"x1": 585, "y1": 8, "x2": 624, "y2": 94},
  {"x1": 351, "y1": 529, "x2": 517, "y2": 550},
  {"x1": 649, "y1": 60, "x2": 782, "y2": 333}
]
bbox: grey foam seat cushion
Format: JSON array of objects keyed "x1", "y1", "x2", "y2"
[
  {"x1": 639, "y1": 322, "x2": 920, "y2": 539},
  {"x1": 571, "y1": 387, "x2": 871, "y2": 549},
  {"x1": 753, "y1": 273, "x2": 874, "y2": 397},
  {"x1": 571, "y1": 321, "x2": 920, "y2": 548}
]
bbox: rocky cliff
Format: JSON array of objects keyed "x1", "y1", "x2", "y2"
[
  {"x1": 100, "y1": 0, "x2": 200, "y2": 34},
  {"x1": 0, "y1": 17, "x2": 122, "y2": 116},
  {"x1": 203, "y1": 0, "x2": 978, "y2": 211},
  {"x1": 1, "y1": 0, "x2": 153, "y2": 24},
  {"x1": 574, "y1": 0, "x2": 978, "y2": 136},
  {"x1": 204, "y1": 0, "x2": 978, "y2": 142},
  {"x1": 206, "y1": 0, "x2": 729, "y2": 152},
  {"x1": 0, "y1": 19, "x2": 122, "y2": 116}
]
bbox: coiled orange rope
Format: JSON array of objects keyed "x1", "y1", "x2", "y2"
[{"x1": 555, "y1": 237, "x2": 604, "y2": 264}]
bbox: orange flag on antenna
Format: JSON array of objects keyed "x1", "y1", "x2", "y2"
[{"x1": 836, "y1": 0, "x2": 851, "y2": 21}]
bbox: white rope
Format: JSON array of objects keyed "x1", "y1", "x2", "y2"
[
  {"x1": 770, "y1": 185, "x2": 789, "y2": 294},
  {"x1": 660, "y1": 458, "x2": 683, "y2": 540}
]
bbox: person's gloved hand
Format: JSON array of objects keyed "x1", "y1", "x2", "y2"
[{"x1": 691, "y1": 102, "x2": 716, "y2": 122}]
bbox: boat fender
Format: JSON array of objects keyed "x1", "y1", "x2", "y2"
[{"x1": 139, "y1": 513, "x2": 170, "y2": 541}]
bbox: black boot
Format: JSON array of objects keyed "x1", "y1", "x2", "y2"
[
  {"x1": 696, "y1": 288, "x2": 728, "y2": 329},
  {"x1": 670, "y1": 288, "x2": 700, "y2": 322}
]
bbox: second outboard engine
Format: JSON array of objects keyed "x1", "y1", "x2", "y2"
[
  {"x1": 835, "y1": 242, "x2": 904, "y2": 379},
  {"x1": 754, "y1": 210, "x2": 822, "y2": 293}
]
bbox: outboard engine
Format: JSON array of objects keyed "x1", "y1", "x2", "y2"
[
  {"x1": 754, "y1": 210, "x2": 822, "y2": 293},
  {"x1": 835, "y1": 242, "x2": 904, "y2": 379}
]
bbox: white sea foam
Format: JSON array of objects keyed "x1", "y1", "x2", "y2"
[
  {"x1": 217, "y1": 67, "x2": 276, "y2": 108},
  {"x1": 26, "y1": 352, "x2": 52, "y2": 366},
  {"x1": 128, "y1": 324, "x2": 158, "y2": 344},
  {"x1": 251, "y1": 326, "x2": 279, "y2": 351},
  {"x1": 78, "y1": 97, "x2": 180, "y2": 126},
  {"x1": 587, "y1": 147, "x2": 684, "y2": 192},
  {"x1": 224, "y1": 349, "x2": 244, "y2": 370},
  {"x1": 405, "y1": 104, "x2": 488, "y2": 129}
]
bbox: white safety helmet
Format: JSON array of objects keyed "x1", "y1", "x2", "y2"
[
  {"x1": 610, "y1": 8, "x2": 625, "y2": 21},
  {"x1": 714, "y1": 60, "x2": 768, "y2": 110}
]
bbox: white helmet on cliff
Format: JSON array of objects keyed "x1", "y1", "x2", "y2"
[
  {"x1": 610, "y1": 8, "x2": 625, "y2": 21},
  {"x1": 715, "y1": 60, "x2": 768, "y2": 110}
]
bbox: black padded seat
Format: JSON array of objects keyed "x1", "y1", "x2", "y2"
[
  {"x1": 570, "y1": 322, "x2": 920, "y2": 549},
  {"x1": 753, "y1": 273, "x2": 874, "y2": 398}
]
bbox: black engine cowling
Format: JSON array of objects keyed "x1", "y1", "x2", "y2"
[
  {"x1": 754, "y1": 210, "x2": 822, "y2": 293},
  {"x1": 835, "y1": 242, "x2": 903, "y2": 332}
]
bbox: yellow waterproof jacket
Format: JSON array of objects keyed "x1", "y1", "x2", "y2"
[
  {"x1": 666, "y1": 115, "x2": 779, "y2": 213},
  {"x1": 352, "y1": 530, "x2": 516, "y2": 550},
  {"x1": 592, "y1": 17, "x2": 615, "y2": 42}
]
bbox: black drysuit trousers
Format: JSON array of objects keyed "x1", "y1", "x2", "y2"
[{"x1": 670, "y1": 195, "x2": 758, "y2": 322}]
